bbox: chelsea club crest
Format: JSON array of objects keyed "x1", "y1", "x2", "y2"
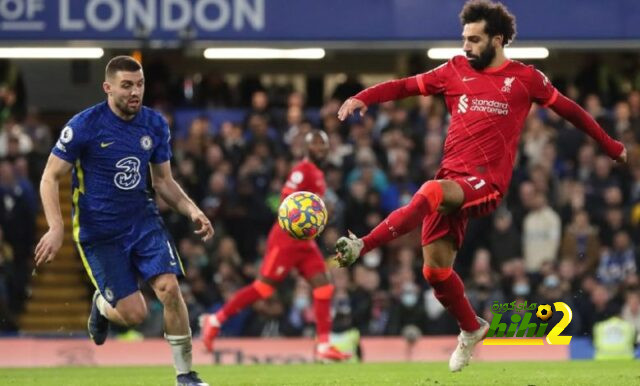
[{"x1": 140, "y1": 135, "x2": 153, "y2": 150}]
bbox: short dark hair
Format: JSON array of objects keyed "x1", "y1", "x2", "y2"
[
  {"x1": 459, "y1": 0, "x2": 516, "y2": 46},
  {"x1": 105, "y1": 55, "x2": 142, "y2": 79}
]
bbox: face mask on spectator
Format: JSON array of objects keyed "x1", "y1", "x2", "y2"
[
  {"x1": 293, "y1": 295, "x2": 310, "y2": 309},
  {"x1": 401, "y1": 292, "x2": 418, "y2": 307},
  {"x1": 513, "y1": 283, "x2": 530, "y2": 296},
  {"x1": 400, "y1": 192, "x2": 412, "y2": 206},
  {"x1": 363, "y1": 250, "x2": 381, "y2": 268},
  {"x1": 544, "y1": 275, "x2": 560, "y2": 288}
]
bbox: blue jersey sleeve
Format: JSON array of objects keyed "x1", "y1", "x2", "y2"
[
  {"x1": 150, "y1": 117, "x2": 172, "y2": 164},
  {"x1": 51, "y1": 115, "x2": 90, "y2": 164}
]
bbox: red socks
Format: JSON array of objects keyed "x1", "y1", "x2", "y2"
[
  {"x1": 423, "y1": 266, "x2": 480, "y2": 332},
  {"x1": 312, "y1": 284, "x2": 334, "y2": 343},
  {"x1": 361, "y1": 181, "x2": 443, "y2": 255},
  {"x1": 216, "y1": 280, "x2": 274, "y2": 324}
]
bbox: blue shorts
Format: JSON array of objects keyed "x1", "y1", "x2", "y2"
[{"x1": 76, "y1": 216, "x2": 183, "y2": 307}]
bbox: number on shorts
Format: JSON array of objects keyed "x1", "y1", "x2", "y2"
[
  {"x1": 167, "y1": 241, "x2": 178, "y2": 266},
  {"x1": 466, "y1": 176, "x2": 486, "y2": 190}
]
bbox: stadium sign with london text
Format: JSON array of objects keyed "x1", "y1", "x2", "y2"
[
  {"x1": 1, "y1": 0, "x2": 640, "y2": 42},
  {"x1": 483, "y1": 301, "x2": 573, "y2": 346}
]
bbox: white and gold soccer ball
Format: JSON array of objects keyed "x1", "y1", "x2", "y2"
[{"x1": 278, "y1": 191, "x2": 328, "y2": 240}]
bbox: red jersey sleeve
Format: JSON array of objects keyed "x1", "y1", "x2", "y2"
[
  {"x1": 415, "y1": 61, "x2": 451, "y2": 96},
  {"x1": 529, "y1": 67, "x2": 559, "y2": 107}
]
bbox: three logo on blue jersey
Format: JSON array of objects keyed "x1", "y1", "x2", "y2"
[{"x1": 114, "y1": 157, "x2": 142, "y2": 190}]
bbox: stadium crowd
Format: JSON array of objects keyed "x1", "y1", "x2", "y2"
[{"x1": 0, "y1": 58, "x2": 639, "y2": 344}]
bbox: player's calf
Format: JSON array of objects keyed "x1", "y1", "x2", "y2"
[
  {"x1": 201, "y1": 280, "x2": 275, "y2": 352},
  {"x1": 335, "y1": 181, "x2": 446, "y2": 265}
]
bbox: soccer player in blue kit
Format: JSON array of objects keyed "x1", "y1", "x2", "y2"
[{"x1": 34, "y1": 56, "x2": 212, "y2": 386}]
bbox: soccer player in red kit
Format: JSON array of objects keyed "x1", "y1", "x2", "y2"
[
  {"x1": 201, "y1": 130, "x2": 350, "y2": 362},
  {"x1": 335, "y1": 0, "x2": 626, "y2": 372}
]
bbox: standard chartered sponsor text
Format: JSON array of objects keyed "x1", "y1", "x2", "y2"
[{"x1": 470, "y1": 98, "x2": 509, "y2": 115}]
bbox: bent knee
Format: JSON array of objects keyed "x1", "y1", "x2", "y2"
[
  {"x1": 153, "y1": 275, "x2": 182, "y2": 304},
  {"x1": 435, "y1": 180, "x2": 464, "y2": 213},
  {"x1": 252, "y1": 280, "x2": 275, "y2": 299},
  {"x1": 422, "y1": 266, "x2": 453, "y2": 284},
  {"x1": 156, "y1": 281, "x2": 181, "y2": 302}
]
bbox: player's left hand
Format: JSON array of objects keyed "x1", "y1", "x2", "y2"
[{"x1": 191, "y1": 210, "x2": 214, "y2": 242}]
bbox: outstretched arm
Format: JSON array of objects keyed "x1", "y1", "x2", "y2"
[
  {"x1": 549, "y1": 93, "x2": 626, "y2": 162},
  {"x1": 150, "y1": 161, "x2": 214, "y2": 241},
  {"x1": 338, "y1": 76, "x2": 422, "y2": 121},
  {"x1": 35, "y1": 154, "x2": 73, "y2": 266}
]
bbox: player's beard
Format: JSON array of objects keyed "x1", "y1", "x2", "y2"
[
  {"x1": 115, "y1": 97, "x2": 142, "y2": 118},
  {"x1": 467, "y1": 43, "x2": 496, "y2": 71}
]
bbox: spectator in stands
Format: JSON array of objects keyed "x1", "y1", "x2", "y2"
[
  {"x1": 284, "y1": 278, "x2": 315, "y2": 337},
  {"x1": 597, "y1": 230, "x2": 637, "y2": 289},
  {"x1": 488, "y1": 208, "x2": 521, "y2": 270},
  {"x1": 522, "y1": 191, "x2": 562, "y2": 273},
  {"x1": 0, "y1": 228, "x2": 16, "y2": 330},
  {"x1": 560, "y1": 209, "x2": 601, "y2": 276},
  {"x1": 465, "y1": 249, "x2": 505, "y2": 322},
  {"x1": 331, "y1": 74, "x2": 364, "y2": 103},
  {"x1": 621, "y1": 287, "x2": 640, "y2": 343},
  {"x1": 0, "y1": 157, "x2": 36, "y2": 312},
  {"x1": 196, "y1": 72, "x2": 233, "y2": 108}
]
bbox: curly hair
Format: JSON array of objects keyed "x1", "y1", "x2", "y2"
[{"x1": 459, "y1": 0, "x2": 516, "y2": 46}]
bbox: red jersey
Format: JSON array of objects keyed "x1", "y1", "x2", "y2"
[
  {"x1": 268, "y1": 158, "x2": 327, "y2": 248},
  {"x1": 415, "y1": 56, "x2": 558, "y2": 193},
  {"x1": 280, "y1": 159, "x2": 326, "y2": 201}
]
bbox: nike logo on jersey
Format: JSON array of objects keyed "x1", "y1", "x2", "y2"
[
  {"x1": 100, "y1": 141, "x2": 115, "y2": 148},
  {"x1": 462, "y1": 76, "x2": 476, "y2": 82}
]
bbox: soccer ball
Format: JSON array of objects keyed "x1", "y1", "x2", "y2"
[{"x1": 278, "y1": 191, "x2": 328, "y2": 240}]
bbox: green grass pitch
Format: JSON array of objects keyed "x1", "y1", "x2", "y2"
[{"x1": 2, "y1": 361, "x2": 639, "y2": 385}]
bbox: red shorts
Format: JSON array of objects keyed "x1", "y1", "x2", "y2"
[
  {"x1": 260, "y1": 223, "x2": 327, "y2": 281},
  {"x1": 421, "y1": 169, "x2": 502, "y2": 248}
]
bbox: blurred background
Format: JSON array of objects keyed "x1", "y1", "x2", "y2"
[{"x1": 0, "y1": 0, "x2": 639, "y2": 360}]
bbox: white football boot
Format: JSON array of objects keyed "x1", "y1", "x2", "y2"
[{"x1": 449, "y1": 317, "x2": 489, "y2": 372}]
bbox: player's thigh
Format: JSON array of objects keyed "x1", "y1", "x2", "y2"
[
  {"x1": 131, "y1": 225, "x2": 183, "y2": 282},
  {"x1": 307, "y1": 271, "x2": 330, "y2": 288},
  {"x1": 114, "y1": 290, "x2": 148, "y2": 325},
  {"x1": 79, "y1": 239, "x2": 138, "y2": 307},
  {"x1": 259, "y1": 243, "x2": 295, "y2": 282},
  {"x1": 297, "y1": 245, "x2": 328, "y2": 283},
  {"x1": 452, "y1": 175, "x2": 502, "y2": 218},
  {"x1": 421, "y1": 210, "x2": 468, "y2": 255},
  {"x1": 422, "y1": 237, "x2": 458, "y2": 268}
]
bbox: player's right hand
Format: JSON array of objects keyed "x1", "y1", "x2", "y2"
[
  {"x1": 337, "y1": 97, "x2": 367, "y2": 121},
  {"x1": 34, "y1": 227, "x2": 64, "y2": 267},
  {"x1": 191, "y1": 210, "x2": 214, "y2": 242}
]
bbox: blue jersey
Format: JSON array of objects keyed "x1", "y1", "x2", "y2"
[{"x1": 52, "y1": 101, "x2": 172, "y2": 242}]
